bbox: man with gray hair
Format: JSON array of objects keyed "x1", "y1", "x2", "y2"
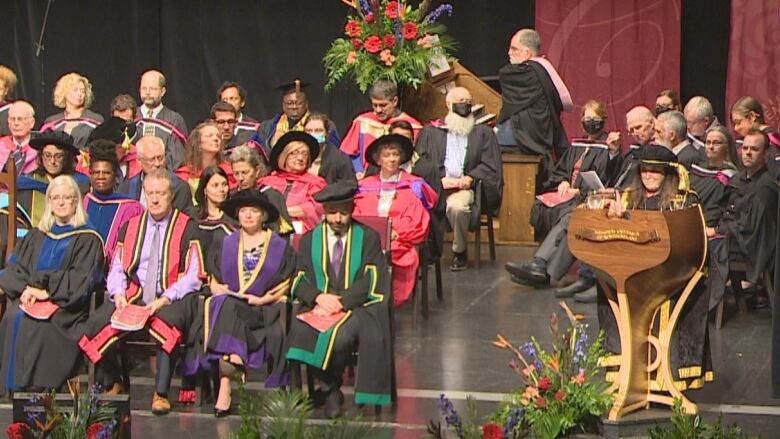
[
  {"x1": 340, "y1": 78, "x2": 422, "y2": 174},
  {"x1": 136, "y1": 69, "x2": 188, "y2": 170},
  {"x1": 654, "y1": 110, "x2": 706, "y2": 169},
  {"x1": 0, "y1": 101, "x2": 38, "y2": 175},
  {"x1": 683, "y1": 96, "x2": 719, "y2": 147},
  {"x1": 118, "y1": 135, "x2": 196, "y2": 216},
  {"x1": 497, "y1": 28, "x2": 573, "y2": 182}
]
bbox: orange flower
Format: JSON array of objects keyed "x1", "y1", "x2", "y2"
[
  {"x1": 379, "y1": 49, "x2": 396, "y2": 66},
  {"x1": 571, "y1": 372, "x2": 586, "y2": 385},
  {"x1": 346, "y1": 51, "x2": 357, "y2": 65},
  {"x1": 522, "y1": 363, "x2": 535, "y2": 378},
  {"x1": 548, "y1": 356, "x2": 560, "y2": 373},
  {"x1": 417, "y1": 34, "x2": 434, "y2": 49}
]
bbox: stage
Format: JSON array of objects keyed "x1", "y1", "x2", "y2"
[{"x1": 1, "y1": 245, "x2": 778, "y2": 438}]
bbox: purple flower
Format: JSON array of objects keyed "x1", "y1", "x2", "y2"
[
  {"x1": 438, "y1": 394, "x2": 464, "y2": 437},
  {"x1": 358, "y1": 0, "x2": 371, "y2": 15},
  {"x1": 423, "y1": 4, "x2": 453, "y2": 24},
  {"x1": 503, "y1": 407, "x2": 524, "y2": 435}
]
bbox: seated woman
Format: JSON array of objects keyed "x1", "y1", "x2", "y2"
[
  {"x1": 228, "y1": 144, "x2": 292, "y2": 234},
  {"x1": 41, "y1": 72, "x2": 104, "y2": 149},
  {"x1": 176, "y1": 122, "x2": 237, "y2": 200},
  {"x1": 0, "y1": 175, "x2": 104, "y2": 393},
  {"x1": 258, "y1": 132, "x2": 326, "y2": 234},
  {"x1": 599, "y1": 146, "x2": 711, "y2": 392},
  {"x1": 195, "y1": 166, "x2": 238, "y2": 251},
  {"x1": 353, "y1": 134, "x2": 437, "y2": 307},
  {"x1": 203, "y1": 189, "x2": 296, "y2": 417}
]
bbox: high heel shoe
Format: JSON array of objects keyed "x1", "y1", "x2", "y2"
[{"x1": 214, "y1": 399, "x2": 232, "y2": 418}]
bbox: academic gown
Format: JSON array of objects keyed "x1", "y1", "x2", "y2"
[
  {"x1": 286, "y1": 221, "x2": 393, "y2": 405},
  {"x1": 0, "y1": 102, "x2": 10, "y2": 136},
  {"x1": 83, "y1": 191, "x2": 145, "y2": 262},
  {"x1": 0, "y1": 194, "x2": 32, "y2": 268},
  {"x1": 232, "y1": 116, "x2": 261, "y2": 148},
  {"x1": 597, "y1": 195, "x2": 713, "y2": 390},
  {"x1": 200, "y1": 229, "x2": 296, "y2": 387},
  {"x1": 174, "y1": 161, "x2": 238, "y2": 200},
  {"x1": 258, "y1": 171, "x2": 326, "y2": 234},
  {"x1": 76, "y1": 145, "x2": 142, "y2": 185},
  {"x1": 340, "y1": 111, "x2": 422, "y2": 172},
  {"x1": 41, "y1": 110, "x2": 104, "y2": 150},
  {"x1": 197, "y1": 216, "x2": 238, "y2": 261},
  {"x1": 497, "y1": 60, "x2": 570, "y2": 180},
  {"x1": 613, "y1": 144, "x2": 645, "y2": 189},
  {"x1": 353, "y1": 172, "x2": 436, "y2": 306},
  {"x1": 312, "y1": 142, "x2": 357, "y2": 186},
  {"x1": 718, "y1": 166, "x2": 778, "y2": 284},
  {"x1": 0, "y1": 224, "x2": 105, "y2": 393},
  {"x1": 135, "y1": 106, "x2": 188, "y2": 169},
  {"x1": 676, "y1": 142, "x2": 707, "y2": 170},
  {"x1": 257, "y1": 113, "x2": 340, "y2": 156},
  {"x1": 530, "y1": 138, "x2": 619, "y2": 238},
  {"x1": 117, "y1": 171, "x2": 197, "y2": 218},
  {"x1": 17, "y1": 173, "x2": 91, "y2": 229}
]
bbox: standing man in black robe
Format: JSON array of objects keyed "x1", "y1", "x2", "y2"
[
  {"x1": 136, "y1": 70, "x2": 188, "y2": 170},
  {"x1": 497, "y1": 28, "x2": 572, "y2": 182}
]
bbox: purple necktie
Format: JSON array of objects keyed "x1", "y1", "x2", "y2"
[
  {"x1": 142, "y1": 224, "x2": 161, "y2": 304},
  {"x1": 332, "y1": 236, "x2": 343, "y2": 278}
]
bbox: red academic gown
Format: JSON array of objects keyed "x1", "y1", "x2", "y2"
[
  {"x1": 257, "y1": 171, "x2": 326, "y2": 234},
  {"x1": 353, "y1": 171, "x2": 437, "y2": 307},
  {"x1": 340, "y1": 111, "x2": 422, "y2": 172}
]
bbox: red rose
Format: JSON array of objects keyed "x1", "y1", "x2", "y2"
[
  {"x1": 555, "y1": 390, "x2": 567, "y2": 401},
  {"x1": 383, "y1": 34, "x2": 396, "y2": 49},
  {"x1": 87, "y1": 423, "x2": 105, "y2": 439},
  {"x1": 482, "y1": 422, "x2": 504, "y2": 439},
  {"x1": 345, "y1": 20, "x2": 362, "y2": 37},
  {"x1": 364, "y1": 35, "x2": 382, "y2": 53},
  {"x1": 402, "y1": 22, "x2": 418, "y2": 40},
  {"x1": 536, "y1": 396, "x2": 547, "y2": 408},
  {"x1": 385, "y1": 1, "x2": 400, "y2": 19},
  {"x1": 537, "y1": 376, "x2": 552, "y2": 391},
  {"x1": 352, "y1": 38, "x2": 363, "y2": 50},
  {"x1": 5, "y1": 423, "x2": 32, "y2": 439},
  {"x1": 365, "y1": 12, "x2": 375, "y2": 23}
]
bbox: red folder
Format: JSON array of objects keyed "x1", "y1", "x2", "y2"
[
  {"x1": 536, "y1": 191, "x2": 576, "y2": 208},
  {"x1": 20, "y1": 300, "x2": 59, "y2": 320},
  {"x1": 110, "y1": 304, "x2": 151, "y2": 331},
  {"x1": 296, "y1": 308, "x2": 347, "y2": 333}
]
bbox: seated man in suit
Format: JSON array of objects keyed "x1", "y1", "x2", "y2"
[
  {"x1": 79, "y1": 170, "x2": 205, "y2": 415},
  {"x1": 286, "y1": 181, "x2": 393, "y2": 418},
  {"x1": 415, "y1": 86, "x2": 503, "y2": 270},
  {"x1": 118, "y1": 135, "x2": 196, "y2": 217}
]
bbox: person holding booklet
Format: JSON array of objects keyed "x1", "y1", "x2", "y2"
[
  {"x1": 0, "y1": 175, "x2": 105, "y2": 394},
  {"x1": 507, "y1": 100, "x2": 621, "y2": 298},
  {"x1": 201, "y1": 188, "x2": 296, "y2": 417},
  {"x1": 286, "y1": 181, "x2": 393, "y2": 419},
  {"x1": 79, "y1": 169, "x2": 205, "y2": 415}
]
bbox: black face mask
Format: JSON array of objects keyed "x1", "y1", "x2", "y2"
[
  {"x1": 452, "y1": 102, "x2": 473, "y2": 118},
  {"x1": 582, "y1": 119, "x2": 604, "y2": 135},
  {"x1": 655, "y1": 105, "x2": 673, "y2": 116}
]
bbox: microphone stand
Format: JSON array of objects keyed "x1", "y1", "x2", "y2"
[{"x1": 35, "y1": 0, "x2": 55, "y2": 117}]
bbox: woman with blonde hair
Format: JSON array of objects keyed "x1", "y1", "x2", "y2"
[
  {"x1": 41, "y1": 72, "x2": 104, "y2": 149},
  {"x1": 0, "y1": 64, "x2": 18, "y2": 136},
  {"x1": 0, "y1": 174, "x2": 105, "y2": 393}
]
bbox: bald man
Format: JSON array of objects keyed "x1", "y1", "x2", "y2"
[
  {"x1": 613, "y1": 106, "x2": 656, "y2": 188},
  {"x1": 136, "y1": 70, "x2": 188, "y2": 170},
  {"x1": 0, "y1": 101, "x2": 39, "y2": 175},
  {"x1": 497, "y1": 28, "x2": 572, "y2": 182},
  {"x1": 416, "y1": 86, "x2": 503, "y2": 271}
]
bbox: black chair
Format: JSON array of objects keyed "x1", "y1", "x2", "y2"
[
  {"x1": 416, "y1": 236, "x2": 443, "y2": 320},
  {"x1": 470, "y1": 179, "x2": 496, "y2": 269},
  {"x1": 715, "y1": 262, "x2": 774, "y2": 329}
]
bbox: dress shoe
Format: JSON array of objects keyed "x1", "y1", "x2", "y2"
[
  {"x1": 505, "y1": 260, "x2": 549, "y2": 285},
  {"x1": 214, "y1": 398, "x2": 232, "y2": 418},
  {"x1": 574, "y1": 286, "x2": 597, "y2": 303},
  {"x1": 449, "y1": 252, "x2": 467, "y2": 271},
  {"x1": 555, "y1": 278, "x2": 596, "y2": 298},
  {"x1": 151, "y1": 393, "x2": 172, "y2": 416},
  {"x1": 323, "y1": 388, "x2": 344, "y2": 419}
]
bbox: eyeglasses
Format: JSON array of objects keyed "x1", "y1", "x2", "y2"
[
  {"x1": 215, "y1": 119, "x2": 237, "y2": 125},
  {"x1": 49, "y1": 195, "x2": 77, "y2": 203},
  {"x1": 43, "y1": 152, "x2": 65, "y2": 161},
  {"x1": 704, "y1": 140, "x2": 726, "y2": 146},
  {"x1": 289, "y1": 151, "x2": 310, "y2": 158}
]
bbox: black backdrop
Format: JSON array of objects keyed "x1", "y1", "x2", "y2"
[{"x1": 0, "y1": 0, "x2": 729, "y2": 132}]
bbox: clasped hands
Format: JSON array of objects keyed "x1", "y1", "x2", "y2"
[
  {"x1": 20, "y1": 286, "x2": 49, "y2": 307},
  {"x1": 113, "y1": 293, "x2": 170, "y2": 315},
  {"x1": 313, "y1": 293, "x2": 344, "y2": 316},
  {"x1": 442, "y1": 175, "x2": 473, "y2": 191}
]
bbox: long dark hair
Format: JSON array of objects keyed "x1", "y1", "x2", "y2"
[
  {"x1": 626, "y1": 165, "x2": 681, "y2": 210},
  {"x1": 195, "y1": 165, "x2": 229, "y2": 219}
]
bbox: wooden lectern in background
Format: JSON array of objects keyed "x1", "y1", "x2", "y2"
[{"x1": 568, "y1": 206, "x2": 707, "y2": 420}]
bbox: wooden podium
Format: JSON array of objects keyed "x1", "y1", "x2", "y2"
[{"x1": 568, "y1": 206, "x2": 707, "y2": 420}]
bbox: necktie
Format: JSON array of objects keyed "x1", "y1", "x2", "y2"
[
  {"x1": 143, "y1": 109, "x2": 155, "y2": 136},
  {"x1": 332, "y1": 236, "x2": 343, "y2": 279},
  {"x1": 143, "y1": 224, "x2": 161, "y2": 304},
  {"x1": 11, "y1": 145, "x2": 24, "y2": 175}
]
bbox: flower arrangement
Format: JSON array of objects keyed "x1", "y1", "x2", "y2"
[
  {"x1": 429, "y1": 302, "x2": 613, "y2": 439},
  {"x1": 325, "y1": 0, "x2": 456, "y2": 92},
  {"x1": 6, "y1": 383, "x2": 127, "y2": 439}
]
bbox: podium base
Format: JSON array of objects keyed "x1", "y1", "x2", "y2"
[{"x1": 602, "y1": 407, "x2": 674, "y2": 438}]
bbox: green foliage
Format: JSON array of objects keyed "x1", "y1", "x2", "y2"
[
  {"x1": 648, "y1": 399, "x2": 763, "y2": 439},
  {"x1": 25, "y1": 386, "x2": 125, "y2": 439},
  {"x1": 224, "y1": 385, "x2": 377, "y2": 439}
]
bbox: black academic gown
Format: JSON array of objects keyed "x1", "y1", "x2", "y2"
[
  {"x1": 675, "y1": 142, "x2": 707, "y2": 170},
  {"x1": 42, "y1": 110, "x2": 104, "y2": 150},
  {"x1": 0, "y1": 102, "x2": 12, "y2": 136},
  {"x1": 285, "y1": 221, "x2": 393, "y2": 406},
  {"x1": 316, "y1": 142, "x2": 357, "y2": 185},
  {"x1": 718, "y1": 166, "x2": 778, "y2": 284},
  {"x1": 497, "y1": 60, "x2": 570, "y2": 180},
  {"x1": 118, "y1": 171, "x2": 197, "y2": 218},
  {"x1": 0, "y1": 225, "x2": 105, "y2": 393},
  {"x1": 135, "y1": 106, "x2": 188, "y2": 169},
  {"x1": 613, "y1": 144, "x2": 645, "y2": 189}
]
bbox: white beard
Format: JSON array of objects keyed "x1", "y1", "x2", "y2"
[{"x1": 445, "y1": 112, "x2": 476, "y2": 138}]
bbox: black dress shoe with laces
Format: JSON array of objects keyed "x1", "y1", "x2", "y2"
[
  {"x1": 450, "y1": 252, "x2": 467, "y2": 271},
  {"x1": 505, "y1": 260, "x2": 549, "y2": 285}
]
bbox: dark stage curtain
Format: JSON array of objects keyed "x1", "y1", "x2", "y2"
[{"x1": 0, "y1": 0, "x2": 533, "y2": 133}]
